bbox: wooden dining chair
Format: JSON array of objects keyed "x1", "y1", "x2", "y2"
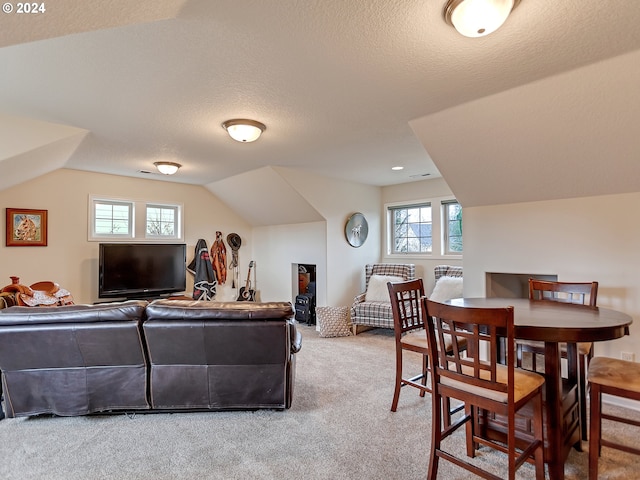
[
  {"x1": 517, "y1": 278, "x2": 598, "y2": 441},
  {"x1": 423, "y1": 298, "x2": 546, "y2": 480},
  {"x1": 587, "y1": 356, "x2": 640, "y2": 479},
  {"x1": 387, "y1": 279, "x2": 466, "y2": 422}
]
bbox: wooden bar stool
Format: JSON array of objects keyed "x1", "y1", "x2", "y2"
[
  {"x1": 518, "y1": 279, "x2": 598, "y2": 441},
  {"x1": 387, "y1": 279, "x2": 467, "y2": 424},
  {"x1": 423, "y1": 298, "x2": 546, "y2": 480},
  {"x1": 588, "y1": 356, "x2": 640, "y2": 479}
]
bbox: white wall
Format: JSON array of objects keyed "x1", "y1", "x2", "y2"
[
  {"x1": 0, "y1": 167, "x2": 382, "y2": 309},
  {"x1": 252, "y1": 168, "x2": 381, "y2": 308},
  {"x1": 0, "y1": 169, "x2": 251, "y2": 303},
  {"x1": 463, "y1": 192, "x2": 640, "y2": 363},
  {"x1": 252, "y1": 221, "x2": 326, "y2": 304},
  {"x1": 252, "y1": 174, "x2": 463, "y2": 308},
  {"x1": 381, "y1": 177, "x2": 463, "y2": 294}
]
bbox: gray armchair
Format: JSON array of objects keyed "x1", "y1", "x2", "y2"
[
  {"x1": 350, "y1": 263, "x2": 415, "y2": 334},
  {"x1": 434, "y1": 265, "x2": 463, "y2": 281}
]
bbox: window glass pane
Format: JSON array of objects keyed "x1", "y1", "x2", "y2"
[
  {"x1": 395, "y1": 221, "x2": 407, "y2": 238},
  {"x1": 407, "y1": 208, "x2": 420, "y2": 223},
  {"x1": 112, "y1": 206, "x2": 129, "y2": 220},
  {"x1": 93, "y1": 201, "x2": 132, "y2": 236},
  {"x1": 444, "y1": 201, "x2": 463, "y2": 254},
  {"x1": 389, "y1": 203, "x2": 432, "y2": 254},
  {"x1": 146, "y1": 204, "x2": 178, "y2": 237},
  {"x1": 419, "y1": 207, "x2": 431, "y2": 223},
  {"x1": 95, "y1": 204, "x2": 112, "y2": 216},
  {"x1": 394, "y1": 209, "x2": 407, "y2": 224},
  {"x1": 94, "y1": 219, "x2": 113, "y2": 234},
  {"x1": 395, "y1": 236, "x2": 407, "y2": 253}
]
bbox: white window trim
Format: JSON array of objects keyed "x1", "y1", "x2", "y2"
[
  {"x1": 88, "y1": 195, "x2": 184, "y2": 242},
  {"x1": 145, "y1": 202, "x2": 183, "y2": 240},
  {"x1": 442, "y1": 199, "x2": 463, "y2": 256},
  {"x1": 89, "y1": 195, "x2": 135, "y2": 241},
  {"x1": 387, "y1": 201, "x2": 433, "y2": 255},
  {"x1": 384, "y1": 196, "x2": 462, "y2": 260}
]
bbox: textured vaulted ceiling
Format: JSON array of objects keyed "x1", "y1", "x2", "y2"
[{"x1": 1, "y1": 0, "x2": 640, "y2": 208}]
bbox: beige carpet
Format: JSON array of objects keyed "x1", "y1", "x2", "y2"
[{"x1": 0, "y1": 325, "x2": 638, "y2": 479}]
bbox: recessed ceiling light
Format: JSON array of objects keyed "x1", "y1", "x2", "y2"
[{"x1": 391, "y1": 166, "x2": 404, "y2": 171}]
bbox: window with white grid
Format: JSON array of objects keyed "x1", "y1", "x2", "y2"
[
  {"x1": 89, "y1": 196, "x2": 183, "y2": 241},
  {"x1": 91, "y1": 198, "x2": 134, "y2": 238}
]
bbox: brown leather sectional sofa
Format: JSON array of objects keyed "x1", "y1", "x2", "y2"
[{"x1": 0, "y1": 299, "x2": 301, "y2": 419}]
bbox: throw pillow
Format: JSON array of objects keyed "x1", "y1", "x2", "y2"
[
  {"x1": 365, "y1": 275, "x2": 404, "y2": 302},
  {"x1": 317, "y1": 306, "x2": 352, "y2": 338},
  {"x1": 429, "y1": 276, "x2": 463, "y2": 303}
]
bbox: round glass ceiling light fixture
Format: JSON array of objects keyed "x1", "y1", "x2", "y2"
[
  {"x1": 444, "y1": 0, "x2": 520, "y2": 38},
  {"x1": 222, "y1": 119, "x2": 266, "y2": 143},
  {"x1": 154, "y1": 161, "x2": 181, "y2": 175}
]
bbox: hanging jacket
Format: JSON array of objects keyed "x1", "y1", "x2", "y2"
[
  {"x1": 187, "y1": 239, "x2": 217, "y2": 300},
  {"x1": 211, "y1": 231, "x2": 227, "y2": 284}
]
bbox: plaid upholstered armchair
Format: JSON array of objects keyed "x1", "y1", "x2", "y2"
[
  {"x1": 433, "y1": 265, "x2": 463, "y2": 282},
  {"x1": 350, "y1": 263, "x2": 415, "y2": 335}
]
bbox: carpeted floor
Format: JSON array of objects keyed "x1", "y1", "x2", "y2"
[{"x1": 0, "y1": 324, "x2": 638, "y2": 479}]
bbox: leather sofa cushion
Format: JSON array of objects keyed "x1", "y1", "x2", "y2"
[
  {"x1": 145, "y1": 299, "x2": 294, "y2": 320},
  {"x1": 0, "y1": 300, "x2": 148, "y2": 325}
]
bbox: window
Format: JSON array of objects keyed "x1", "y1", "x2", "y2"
[
  {"x1": 91, "y1": 198, "x2": 134, "y2": 238},
  {"x1": 389, "y1": 203, "x2": 432, "y2": 254},
  {"x1": 386, "y1": 197, "x2": 462, "y2": 258},
  {"x1": 443, "y1": 200, "x2": 463, "y2": 254},
  {"x1": 89, "y1": 195, "x2": 183, "y2": 241},
  {"x1": 146, "y1": 204, "x2": 179, "y2": 238}
]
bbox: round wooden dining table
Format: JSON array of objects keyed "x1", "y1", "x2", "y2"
[{"x1": 446, "y1": 297, "x2": 632, "y2": 480}]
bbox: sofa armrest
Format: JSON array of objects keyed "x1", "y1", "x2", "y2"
[
  {"x1": 291, "y1": 329, "x2": 302, "y2": 354},
  {"x1": 288, "y1": 318, "x2": 302, "y2": 353}
]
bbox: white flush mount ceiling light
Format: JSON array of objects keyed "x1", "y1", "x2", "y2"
[
  {"x1": 222, "y1": 119, "x2": 266, "y2": 143},
  {"x1": 154, "y1": 161, "x2": 181, "y2": 175},
  {"x1": 444, "y1": 0, "x2": 521, "y2": 38}
]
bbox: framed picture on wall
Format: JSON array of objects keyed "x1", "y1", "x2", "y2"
[{"x1": 6, "y1": 208, "x2": 48, "y2": 246}]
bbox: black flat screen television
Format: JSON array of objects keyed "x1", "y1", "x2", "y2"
[{"x1": 99, "y1": 243, "x2": 187, "y2": 299}]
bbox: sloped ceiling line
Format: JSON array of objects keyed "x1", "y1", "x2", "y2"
[
  {"x1": 410, "y1": 48, "x2": 640, "y2": 208},
  {"x1": 206, "y1": 166, "x2": 325, "y2": 227}
]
